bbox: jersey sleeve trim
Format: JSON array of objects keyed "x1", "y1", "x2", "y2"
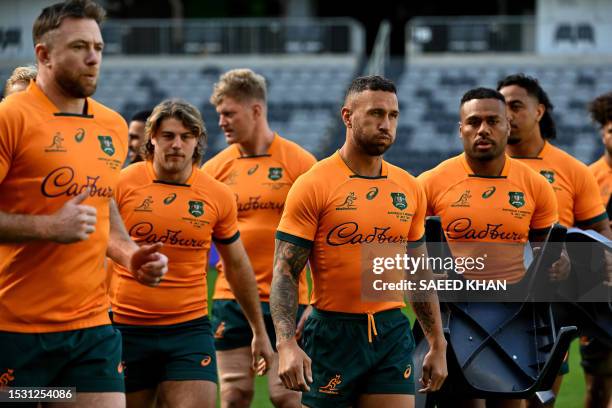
[
  {"x1": 275, "y1": 231, "x2": 313, "y2": 249},
  {"x1": 213, "y1": 231, "x2": 240, "y2": 245},
  {"x1": 575, "y1": 212, "x2": 608, "y2": 228},
  {"x1": 407, "y1": 235, "x2": 425, "y2": 249}
]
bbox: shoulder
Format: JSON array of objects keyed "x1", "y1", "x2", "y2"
[
  {"x1": 202, "y1": 145, "x2": 238, "y2": 172},
  {"x1": 417, "y1": 155, "x2": 462, "y2": 184},
  {"x1": 90, "y1": 98, "x2": 128, "y2": 131},
  {"x1": 277, "y1": 135, "x2": 316, "y2": 160}
]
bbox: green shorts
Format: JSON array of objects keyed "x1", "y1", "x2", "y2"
[
  {"x1": 113, "y1": 316, "x2": 217, "y2": 392},
  {"x1": 0, "y1": 325, "x2": 124, "y2": 393},
  {"x1": 212, "y1": 300, "x2": 306, "y2": 352},
  {"x1": 580, "y1": 336, "x2": 612, "y2": 376},
  {"x1": 301, "y1": 308, "x2": 415, "y2": 408}
]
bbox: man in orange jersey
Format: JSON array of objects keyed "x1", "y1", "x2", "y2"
[
  {"x1": 0, "y1": 1, "x2": 168, "y2": 407},
  {"x1": 203, "y1": 68, "x2": 316, "y2": 408},
  {"x1": 498, "y1": 74, "x2": 612, "y2": 408},
  {"x1": 124, "y1": 109, "x2": 151, "y2": 166},
  {"x1": 271, "y1": 75, "x2": 447, "y2": 408},
  {"x1": 580, "y1": 92, "x2": 612, "y2": 408},
  {"x1": 110, "y1": 99, "x2": 273, "y2": 408},
  {"x1": 419, "y1": 87, "x2": 559, "y2": 408}
]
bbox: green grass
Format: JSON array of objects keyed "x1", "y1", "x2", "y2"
[{"x1": 207, "y1": 269, "x2": 586, "y2": 407}]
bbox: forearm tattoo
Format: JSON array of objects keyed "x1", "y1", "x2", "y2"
[{"x1": 270, "y1": 239, "x2": 310, "y2": 342}]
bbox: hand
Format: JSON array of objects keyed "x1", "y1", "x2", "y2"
[
  {"x1": 251, "y1": 332, "x2": 274, "y2": 376},
  {"x1": 548, "y1": 249, "x2": 571, "y2": 282},
  {"x1": 419, "y1": 340, "x2": 447, "y2": 393},
  {"x1": 277, "y1": 338, "x2": 313, "y2": 391},
  {"x1": 295, "y1": 305, "x2": 312, "y2": 341},
  {"x1": 47, "y1": 188, "x2": 97, "y2": 243},
  {"x1": 129, "y1": 242, "x2": 168, "y2": 287}
]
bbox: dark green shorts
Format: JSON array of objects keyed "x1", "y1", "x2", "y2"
[
  {"x1": 580, "y1": 336, "x2": 612, "y2": 376},
  {"x1": 114, "y1": 316, "x2": 217, "y2": 392},
  {"x1": 301, "y1": 308, "x2": 415, "y2": 408},
  {"x1": 0, "y1": 325, "x2": 124, "y2": 393},
  {"x1": 212, "y1": 300, "x2": 306, "y2": 352}
]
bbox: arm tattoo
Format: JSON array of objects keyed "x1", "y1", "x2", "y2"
[
  {"x1": 412, "y1": 301, "x2": 436, "y2": 337},
  {"x1": 270, "y1": 239, "x2": 310, "y2": 342}
]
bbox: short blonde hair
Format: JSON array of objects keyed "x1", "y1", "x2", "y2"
[
  {"x1": 4, "y1": 65, "x2": 37, "y2": 96},
  {"x1": 210, "y1": 68, "x2": 267, "y2": 106},
  {"x1": 143, "y1": 99, "x2": 207, "y2": 164}
]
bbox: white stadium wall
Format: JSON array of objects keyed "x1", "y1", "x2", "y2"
[{"x1": 537, "y1": 0, "x2": 612, "y2": 55}]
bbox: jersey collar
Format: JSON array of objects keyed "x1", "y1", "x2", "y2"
[
  {"x1": 458, "y1": 153, "x2": 511, "y2": 178},
  {"x1": 27, "y1": 80, "x2": 93, "y2": 117},
  {"x1": 145, "y1": 160, "x2": 198, "y2": 186},
  {"x1": 332, "y1": 150, "x2": 389, "y2": 179}
]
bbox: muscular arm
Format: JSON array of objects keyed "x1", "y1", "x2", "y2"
[
  {"x1": 106, "y1": 198, "x2": 139, "y2": 266},
  {"x1": 216, "y1": 238, "x2": 267, "y2": 336},
  {"x1": 0, "y1": 210, "x2": 52, "y2": 243},
  {"x1": 270, "y1": 239, "x2": 311, "y2": 344},
  {"x1": 406, "y1": 243, "x2": 446, "y2": 347},
  {"x1": 584, "y1": 218, "x2": 612, "y2": 240}
]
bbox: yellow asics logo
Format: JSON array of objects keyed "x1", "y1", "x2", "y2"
[
  {"x1": 214, "y1": 322, "x2": 226, "y2": 339},
  {"x1": 319, "y1": 374, "x2": 342, "y2": 394},
  {"x1": 201, "y1": 356, "x2": 212, "y2": 367},
  {"x1": 403, "y1": 364, "x2": 412, "y2": 379}
]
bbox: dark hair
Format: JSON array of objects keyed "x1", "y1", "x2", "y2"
[
  {"x1": 131, "y1": 109, "x2": 152, "y2": 123},
  {"x1": 460, "y1": 87, "x2": 505, "y2": 106},
  {"x1": 588, "y1": 92, "x2": 612, "y2": 128},
  {"x1": 497, "y1": 74, "x2": 556, "y2": 140},
  {"x1": 144, "y1": 99, "x2": 207, "y2": 165},
  {"x1": 345, "y1": 75, "x2": 396, "y2": 101},
  {"x1": 33, "y1": 0, "x2": 106, "y2": 46}
]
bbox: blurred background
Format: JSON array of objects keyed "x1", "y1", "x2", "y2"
[{"x1": 1, "y1": 0, "x2": 611, "y2": 174}]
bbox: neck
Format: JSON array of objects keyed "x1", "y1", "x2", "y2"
[
  {"x1": 605, "y1": 150, "x2": 612, "y2": 168},
  {"x1": 339, "y1": 139, "x2": 383, "y2": 178},
  {"x1": 238, "y1": 123, "x2": 274, "y2": 156},
  {"x1": 506, "y1": 132, "x2": 545, "y2": 158},
  {"x1": 153, "y1": 161, "x2": 193, "y2": 184},
  {"x1": 465, "y1": 154, "x2": 506, "y2": 177},
  {"x1": 36, "y1": 73, "x2": 87, "y2": 114}
]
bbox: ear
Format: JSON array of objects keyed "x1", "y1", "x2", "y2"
[
  {"x1": 341, "y1": 106, "x2": 352, "y2": 128},
  {"x1": 535, "y1": 103, "x2": 545, "y2": 122},
  {"x1": 458, "y1": 122, "x2": 463, "y2": 139},
  {"x1": 35, "y1": 43, "x2": 51, "y2": 68},
  {"x1": 252, "y1": 102, "x2": 262, "y2": 119}
]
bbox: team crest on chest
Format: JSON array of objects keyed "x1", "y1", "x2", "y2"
[
  {"x1": 391, "y1": 192, "x2": 407, "y2": 210},
  {"x1": 508, "y1": 191, "x2": 525, "y2": 208},
  {"x1": 97, "y1": 135, "x2": 115, "y2": 156},
  {"x1": 188, "y1": 200, "x2": 204, "y2": 217},
  {"x1": 268, "y1": 167, "x2": 283, "y2": 181},
  {"x1": 540, "y1": 170, "x2": 555, "y2": 184}
]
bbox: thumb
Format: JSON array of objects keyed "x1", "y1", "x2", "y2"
[
  {"x1": 70, "y1": 187, "x2": 90, "y2": 205},
  {"x1": 139, "y1": 242, "x2": 163, "y2": 255}
]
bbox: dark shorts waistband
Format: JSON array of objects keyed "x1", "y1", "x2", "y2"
[{"x1": 310, "y1": 308, "x2": 404, "y2": 323}]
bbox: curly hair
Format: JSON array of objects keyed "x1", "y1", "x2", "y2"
[{"x1": 588, "y1": 92, "x2": 612, "y2": 128}]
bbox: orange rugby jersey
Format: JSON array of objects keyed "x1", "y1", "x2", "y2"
[
  {"x1": 276, "y1": 151, "x2": 426, "y2": 314},
  {"x1": 418, "y1": 154, "x2": 557, "y2": 283},
  {"x1": 589, "y1": 157, "x2": 612, "y2": 207},
  {"x1": 0, "y1": 81, "x2": 127, "y2": 333},
  {"x1": 111, "y1": 162, "x2": 239, "y2": 325},
  {"x1": 513, "y1": 141, "x2": 606, "y2": 227},
  {"x1": 202, "y1": 134, "x2": 315, "y2": 304}
]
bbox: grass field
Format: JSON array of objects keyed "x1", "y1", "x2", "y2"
[{"x1": 207, "y1": 269, "x2": 586, "y2": 407}]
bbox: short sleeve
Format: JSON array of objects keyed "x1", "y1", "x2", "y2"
[
  {"x1": 408, "y1": 180, "x2": 427, "y2": 241},
  {"x1": 530, "y1": 174, "x2": 558, "y2": 230},
  {"x1": 212, "y1": 183, "x2": 240, "y2": 244},
  {"x1": 416, "y1": 171, "x2": 436, "y2": 217},
  {"x1": 0, "y1": 105, "x2": 19, "y2": 184},
  {"x1": 276, "y1": 174, "x2": 322, "y2": 247},
  {"x1": 574, "y1": 166, "x2": 607, "y2": 225}
]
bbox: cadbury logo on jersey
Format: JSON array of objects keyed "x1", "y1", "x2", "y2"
[
  {"x1": 41, "y1": 166, "x2": 113, "y2": 198},
  {"x1": 129, "y1": 222, "x2": 205, "y2": 248},
  {"x1": 445, "y1": 218, "x2": 523, "y2": 241},
  {"x1": 236, "y1": 196, "x2": 284, "y2": 214},
  {"x1": 326, "y1": 222, "x2": 407, "y2": 246}
]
